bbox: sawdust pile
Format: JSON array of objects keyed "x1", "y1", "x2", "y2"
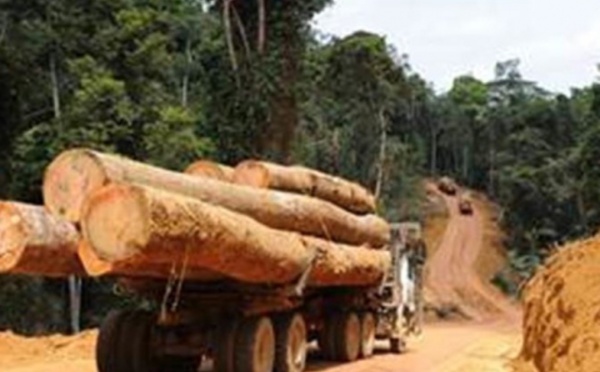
[
  {"x1": 0, "y1": 330, "x2": 96, "y2": 369},
  {"x1": 516, "y1": 235, "x2": 600, "y2": 372}
]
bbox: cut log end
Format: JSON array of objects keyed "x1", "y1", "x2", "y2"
[
  {"x1": 0, "y1": 202, "x2": 82, "y2": 276},
  {"x1": 0, "y1": 203, "x2": 28, "y2": 271},
  {"x1": 185, "y1": 161, "x2": 234, "y2": 182},
  {"x1": 43, "y1": 149, "x2": 109, "y2": 222},
  {"x1": 232, "y1": 160, "x2": 271, "y2": 188},
  {"x1": 82, "y1": 184, "x2": 149, "y2": 262}
]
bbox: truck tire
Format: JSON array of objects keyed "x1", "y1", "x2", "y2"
[
  {"x1": 317, "y1": 316, "x2": 338, "y2": 360},
  {"x1": 159, "y1": 355, "x2": 201, "y2": 372},
  {"x1": 274, "y1": 313, "x2": 307, "y2": 372},
  {"x1": 96, "y1": 310, "x2": 128, "y2": 372},
  {"x1": 126, "y1": 311, "x2": 159, "y2": 372},
  {"x1": 214, "y1": 319, "x2": 239, "y2": 372},
  {"x1": 234, "y1": 316, "x2": 275, "y2": 372},
  {"x1": 359, "y1": 312, "x2": 376, "y2": 358},
  {"x1": 333, "y1": 312, "x2": 361, "y2": 362},
  {"x1": 390, "y1": 337, "x2": 405, "y2": 354}
]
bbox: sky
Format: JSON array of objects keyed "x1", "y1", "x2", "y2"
[{"x1": 315, "y1": 0, "x2": 600, "y2": 93}]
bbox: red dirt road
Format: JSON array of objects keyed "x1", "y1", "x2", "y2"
[
  {"x1": 425, "y1": 192, "x2": 519, "y2": 322},
  {"x1": 0, "y1": 187, "x2": 522, "y2": 372}
]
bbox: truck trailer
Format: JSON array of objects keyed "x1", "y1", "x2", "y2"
[{"x1": 95, "y1": 224, "x2": 415, "y2": 372}]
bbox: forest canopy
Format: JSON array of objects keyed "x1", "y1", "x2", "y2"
[{"x1": 1, "y1": 0, "x2": 600, "y2": 331}]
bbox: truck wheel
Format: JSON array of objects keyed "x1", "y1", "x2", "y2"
[
  {"x1": 274, "y1": 313, "x2": 307, "y2": 372},
  {"x1": 159, "y1": 355, "x2": 201, "y2": 372},
  {"x1": 96, "y1": 310, "x2": 128, "y2": 372},
  {"x1": 214, "y1": 320, "x2": 239, "y2": 372},
  {"x1": 317, "y1": 316, "x2": 338, "y2": 360},
  {"x1": 333, "y1": 312, "x2": 361, "y2": 362},
  {"x1": 126, "y1": 311, "x2": 159, "y2": 372},
  {"x1": 235, "y1": 316, "x2": 275, "y2": 372},
  {"x1": 359, "y1": 312, "x2": 376, "y2": 358},
  {"x1": 390, "y1": 337, "x2": 405, "y2": 354}
]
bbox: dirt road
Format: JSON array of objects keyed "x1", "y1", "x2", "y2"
[
  {"x1": 0, "y1": 186, "x2": 522, "y2": 372},
  {"x1": 425, "y1": 192, "x2": 519, "y2": 321}
]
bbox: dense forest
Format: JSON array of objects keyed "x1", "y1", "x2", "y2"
[{"x1": 2, "y1": 0, "x2": 600, "y2": 332}]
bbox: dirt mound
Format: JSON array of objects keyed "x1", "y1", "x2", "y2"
[
  {"x1": 516, "y1": 235, "x2": 600, "y2": 372},
  {"x1": 0, "y1": 330, "x2": 96, "y2": 369}
]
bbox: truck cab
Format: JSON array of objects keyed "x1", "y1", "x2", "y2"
[{"x1": 376, "y1": 222, "x2": 424, "y2": 351}]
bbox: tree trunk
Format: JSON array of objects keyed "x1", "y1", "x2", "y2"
[
  {"x1": 0, "y1": 202, "x2": 82, "y2": 276},
  {"x1": 233, "y1": 160, "x2": 377, "y2": 215},
  {"x1": 78, "y1": 240, "x2": 225, "y2": 281},
  {"x1": 257, "y1": 0, "x2": 266, "y2": 54},
  {"x1": 181, "y1": 37, "x2": 191, "y2": 107},
  {"x1": 430, "y1": 125, "x2": 438, "y2": 175},
  {"x1": 185, "y1": 160, "x2": 234, "y2": 182},
  {"x1": 49, "y1": 52, "x2": 61, "y2": 119},
  {"x1": 305, "y1": 237, "x2": 390, "y2": 287},
  {"x1": 81, "y1": 184, "x2": 390, "y2": 286},
  {"x1": 374, "y1": 108, "x2": 387, "y2": 200},
  {"x1": 44, "y1": 149, "x2": 389, "y2": 247},
  {"x1": 82, "y1": 184, "x2": 315, "y2": 284},
  {"x1": 223, "y1": 0, "x2": 238, "y2": 72},
  {"x1": 232, "y1": 5, "x2": 251, "y2": 59}
]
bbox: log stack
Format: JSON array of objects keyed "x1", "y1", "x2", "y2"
[
  {"x1": 233, "y1": 160, "x2": 377, "y2": 214},
  {"x1": 184, "y1": 160, "x2": 234, "y2": 182},
  {"x1": 0, "y1": 202, "x2": 83, "y2": 277},
  {"x1": 0, "y1": 148, "x2": 390, "y2": 289}
]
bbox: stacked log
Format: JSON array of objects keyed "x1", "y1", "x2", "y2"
[
  {"x1": 44, "y1": 149, "x2": 389, "y2": 247},
  {"x1": 185, "y1": 160, "x2": 234, "y2": 182},
  {"x1": 78, "y1": 240, "x2": 224, "y2": 281},
  {"x1": 80, "y1": 184, "x2": 389, "y2": 286},
  {"x1": 233, "y1": 160, "x2": 377, "y2": 214},
  {"x1": 81, "y1": 184, "x2": 314, "y2": 284},
  {"x1": 305, "y1": 237, "x2": 389, "y2": 287},
  {"x1": 0, "y1": 202, "x2": 83, "y2": 277}
]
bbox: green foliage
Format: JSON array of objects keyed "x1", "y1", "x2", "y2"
[{"x1": 2, "y1": 0, "x2": 600, "y2": 334}]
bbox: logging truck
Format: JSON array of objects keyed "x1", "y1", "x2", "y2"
[
  {"x1": 8, "y1": 149, "x2": 407, "y2": 372},
  {"x1": 94, "y1": 223, "x2": 413, "y2": 372}
]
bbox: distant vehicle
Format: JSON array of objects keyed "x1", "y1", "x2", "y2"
[
  {"x1": 437, "y1": 177, "x2": 458, "y2": 195},
  {"x1": 458, "y1": 192, "x2": 474, "y2": 215}
]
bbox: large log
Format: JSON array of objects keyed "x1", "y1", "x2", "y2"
[
  {"x1": 306, "y1": 237, "x2": 390, "y2": 287},
  {"x1": 78, "y1": 240, "x2": 224, "y2": 281},
  {"x1": 81, "y1": 184, "x2": 390, "y2": 287},
  {"x1": 185, "y1": 160, "x2": 234, "y2": 182},
  {"x1": 233, "y1": 160, "x2": 377, "y2": 214},
  {"x1": 0, "y1": 202, "x2": 83, "y2": 276},
  {"x1": 81, "y1": 184, "x2": 315, "y2": 284},
  {"x1": 44, "y1": 149, "x2": 389, "y2": 247}
]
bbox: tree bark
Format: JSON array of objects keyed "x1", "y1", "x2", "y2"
[
  {"x1": 233, "y1": 160, "x2": 377, "y2": 215},
  {"x1": 44, "y1": 149, "x2": 389, "y2": 247},
  {"x1": 374, "y1": 108, "x2": 387, "y2": 200},
  {"x1": 49, "y1": 52, "x2": 61, "y2": 119},
  {"x1": 181, "y1": 37, "x2": 191, "y2": 107},
  {"x1": 223, "y1": 0, "x2": 238, "y2": 72},
  {"x1": 306, "y1": 237, "x2": 390, "y2": 287},
  {"x1": 430, "y1": 123, "x2": 438, "y2": 175},
  {"x1": 81, "y1": 184, "x2": 390, "y2": 286},
  {"x1": 78, "y1": 240, "x2": 225, "y2": 281},
  {"x1": 185, "y1": 160, "x2": 234, "y2": 182},
  {"x1": 232, "y1": 5, "x2": 251, "y2": 59},
  {"x1": 257, "y1": 0, "x2": 266, "y2": 54},
  {"x1": 0, "y1": 202, "x2": 83, "y2": 276},
  {"x1": 82, "y1": 184, "x2": 315, "y2": 284}
]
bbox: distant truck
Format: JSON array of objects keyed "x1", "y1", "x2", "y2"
[
  {"x1": 458, "y1": 192, "x2": 474, "y2": 215},
  {"x1": 95, "y1": 224, "x2": 418, "y2": 372},
  {"x1": 437, "y1": 177, "x2": 458, "y2": 195}
]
